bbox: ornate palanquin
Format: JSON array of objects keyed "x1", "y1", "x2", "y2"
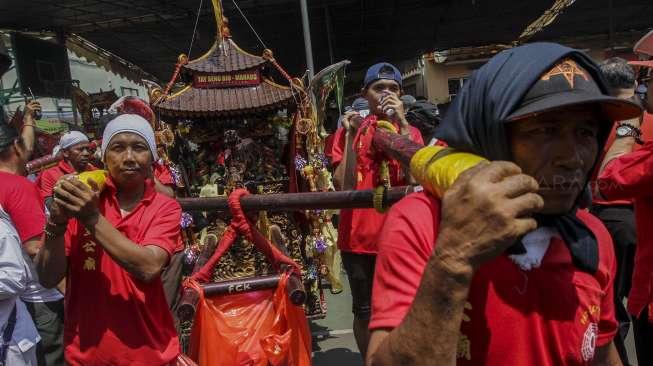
[{"x1": 148, "y1": 0, "x2": 340, "y2": 326}]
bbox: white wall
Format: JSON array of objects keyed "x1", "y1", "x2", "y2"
[{"x1": 1, "y1": 42, "x2": 148, "y2": 127}]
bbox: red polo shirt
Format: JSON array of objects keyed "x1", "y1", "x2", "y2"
[
  {"x1": 371, "y1": 192, "x2": 617, "y2": 365},
  {"x1": 35, "y1": 160, "x2": 95, "y2": 200},
  {"x1": 329, "y1": 116, "x2": 423, "y2": 254},
  {"x1": 153, "y1": 160, "x2": 174, "y2": 186},
  {"x1": 0, "y1": 171, "x2": 45, "y2": 242},
  {"x1": 63, "y1": 178, "x2": 180, "y2": 365},
  {"x1": 598, "y1": 130, "x2": 653, "y2": 319},
  {"x1": 592, "y1": 113, "x2": 653, "y2": 206}
]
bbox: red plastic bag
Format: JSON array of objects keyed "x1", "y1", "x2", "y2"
[{"x1": 189, "y1": 273, "x2": 312, "y2": 366}]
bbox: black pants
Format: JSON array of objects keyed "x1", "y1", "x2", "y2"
[
  {"x1": 25, "y1": 299, "x2": 65, "y2": 366},
  {"x1": 633, "y1": 307, "x2": 653, "y2": 364},
  {"x1": 342, "y1": 252, "x2": 376, "y2": 320},
  {"x1": 590, "y1": 205, "x2": 636, "y2": 365}
]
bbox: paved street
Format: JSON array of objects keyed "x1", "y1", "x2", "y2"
[{"x1": 312, "y1": 269, "x2": 363, "y2": 366}]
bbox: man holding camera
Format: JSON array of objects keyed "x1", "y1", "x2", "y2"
[{"x1": 329, "y1": 62, "x2": 423, "y2": 359}]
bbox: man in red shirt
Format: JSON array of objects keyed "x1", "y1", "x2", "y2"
[
  {"x1": 0, "y1": 98, "x2": 43, "y2": 365},
  {"x1": 597, "y1": 58, "x2": 653, "y2": 364},
  {"x1": 36, "y1": 130, "x2": 94, "y2": 208},
  {"x1": 366, "y1": 43, "x2": 642, "y2": 365},
  {"x1": 35, "y1": 114, "x2": 181, "y2": 365},
  {"x1": 589, "y1": 57, "x2": 644, "y2": 364},
  {"x1": 329, "y1": 62, "x2": 423, "y2": 358}
]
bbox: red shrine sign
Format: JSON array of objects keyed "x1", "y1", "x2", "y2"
[{"x1": 193, "y1": 70, "x2": 261, "y2": 88}]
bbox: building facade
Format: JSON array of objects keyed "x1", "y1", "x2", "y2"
[
  {"x1": 402, "y1": 34, "x2": 645, "y2": 105},
  {"x1": 0, "y1": 33, "x2": 148, "y2": 129}
]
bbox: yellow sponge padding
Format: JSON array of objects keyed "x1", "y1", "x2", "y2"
[
  {"x1": 78, "y1": 170, "x2": 108, "y2": 192},
  {"x1": 376, "y1": 120, "x2": 398, "y2": 134},
  {"x1": 409, "y1": 146, "x2": 487, "y2": 197}
]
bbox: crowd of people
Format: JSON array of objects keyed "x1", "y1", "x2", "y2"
[{"x1": 2, "y1": 30, "x2": 653, "y2": 366}]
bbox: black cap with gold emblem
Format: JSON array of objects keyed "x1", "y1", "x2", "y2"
[{"x1": 508, "y1": 58, "x2": 642, "y2": 121}]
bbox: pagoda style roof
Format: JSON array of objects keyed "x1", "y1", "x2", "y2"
[
  {"x1": 153, "y1": 0, "x2": 296, "y2": 118},
  {"x1": 184, "y1": 38, "x2": 266, "y2": 74},
  {"x1": 156, "y1": 79, "x2": 292, "y2": 117}
]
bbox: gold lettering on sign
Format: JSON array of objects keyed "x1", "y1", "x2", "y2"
[{"x1": 194, "y1": 72, "x2": 259, "y2": 87}]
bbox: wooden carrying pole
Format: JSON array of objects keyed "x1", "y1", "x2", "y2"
[
  {"x1": 178, "y1": 186, "x2": 415, "y2": 212},
  {"x1": 178, "y1": 274, "x2": 305, "y2": 323},
  {"x1": 183, "y1": 130, "x2": 424, "y2": 322}
]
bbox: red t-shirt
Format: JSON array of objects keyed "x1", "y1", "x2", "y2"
[
  {"x1": 592, "y1": 113, "x2": 653, "y2": 206},
  {"x1": 63, "y1": 178, "x2": 180, "y2": 365},
  {"x1": 35, "y1": 160, "x2": 95, "y2": 200},
  {"x1": 0, "y1": 171, "x2": 45, "y2": 242},
  {"x1": 598, "y1": 134, "x2": 653, "y2": 318},
  {"x1": 371, "y1": 192, "x2": 617, "y2": 365},
  {"x1": 153, "y1": 161, "x2": 184, "y2": 253},
  {"x1": 324, "y1": 133, "x2": 336, "y2": 165},
  {"x1": 329, "y1": 117, "x2": 424, "y2": 254},
  {"x1": 153, "y1": 160, "x2": 175, "y2": 186}
]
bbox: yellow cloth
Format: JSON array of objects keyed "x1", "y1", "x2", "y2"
[
  {"x1": 320, "y1": 220, "x2": 343, "y2": 294},
  {"x1": 78, "y1": 170, "x2": 108, "y2": 192},
  {"x1": 410, "y1": 146, "x2": 487, "y2": 198}
]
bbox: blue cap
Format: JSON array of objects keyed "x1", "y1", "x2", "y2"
[
  {"x1": 351, "y1": 97, "x2": 369, "y2": 111},
  {"x1": 363, "y1": 62, "x2": 402, "y2": 89}
]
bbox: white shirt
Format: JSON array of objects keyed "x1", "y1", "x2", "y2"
[{"x1": 0, "y1": 206, "x2": 40, "y2": 352}]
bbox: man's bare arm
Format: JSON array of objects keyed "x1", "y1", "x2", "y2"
[
  {"x1": 35, "y1": 228, "x2": 68, "y2": 289},
  {"x1": 598, "y1": 117, "x2": 642, "y2": 174},
  {"x1": 592, "y1": 342, "x2": 622, "y2": 366},
  {"x1": 84, "y1": 214, "x2": 169, "y2": 282},
  {"x1": 334, "y1": 113, "x2": 360, "y2": 191},
  {"x1": 367, "y1": 247, "x2": 474, "y2": 365},
  {"x1": 334, "y1": 132, "x2": 357, "y2": 189},
  {"x1": 23, "y1": 236, "x2": 42, "y2": 258},
  {"x1": 21, "y1": 101, "x2": 41, "y2": 158},
  {"x1": 367, "y1": 162, "x2": 543, "y2": 365}
]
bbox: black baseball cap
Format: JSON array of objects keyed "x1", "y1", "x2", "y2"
[{"x1": 508, "y1": 58, "x2": 642, "y2": 121}]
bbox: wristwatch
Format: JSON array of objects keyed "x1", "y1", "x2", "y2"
[{"x1": 616, "y1": 123, "x2": 644, "y2": 145}]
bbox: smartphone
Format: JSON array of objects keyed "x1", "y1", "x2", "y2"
[{"x1": 27, "y1": 87, "x2": 42, "y2": 119}]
